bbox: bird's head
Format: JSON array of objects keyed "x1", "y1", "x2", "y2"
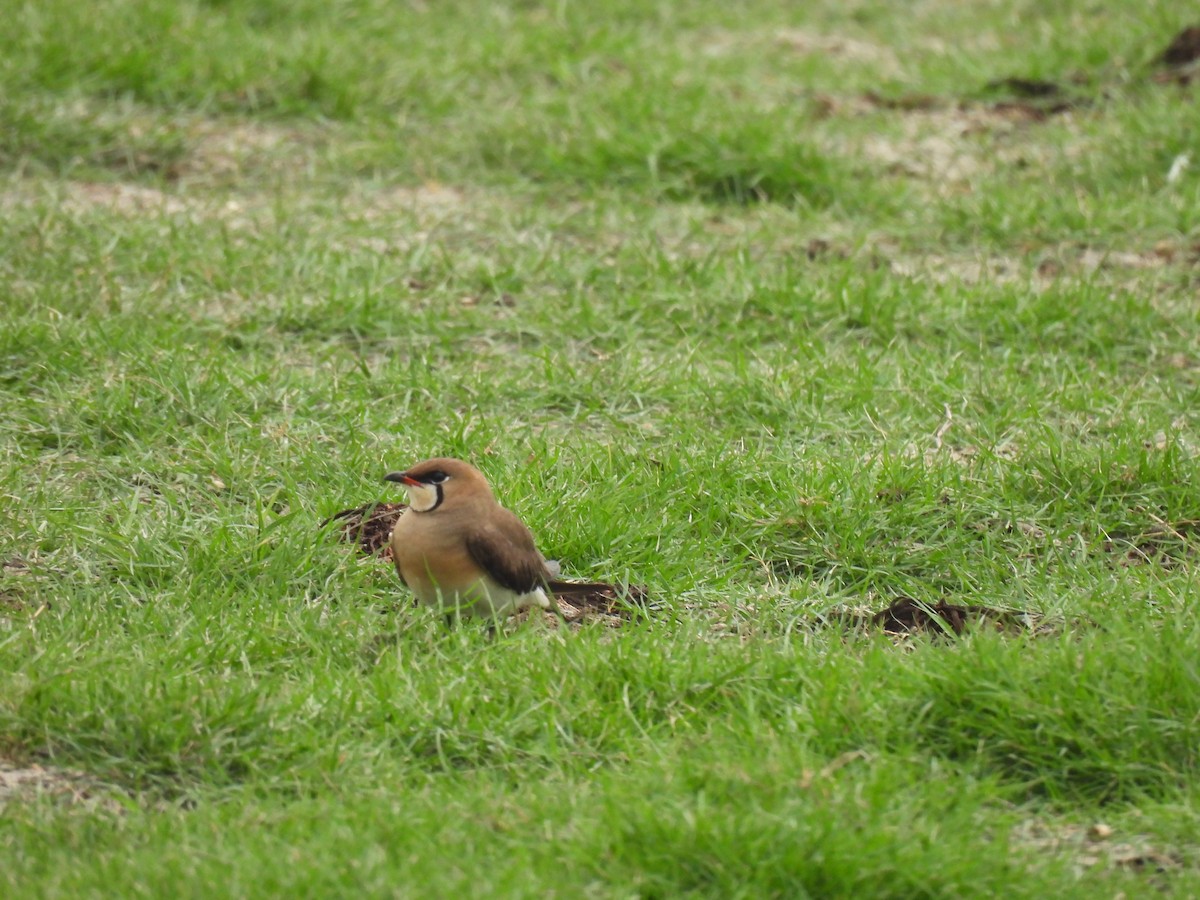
[{"x1": 383, "y1": 457, "x2": 494, "y2": 512}]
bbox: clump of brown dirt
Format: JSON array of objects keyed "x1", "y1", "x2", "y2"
[
  {"x1": 825, "y1": 596, "x2": 1051, "y2": 638},
  {"x1": 1154, "y1": 25, "x2": 1200, "y2": 84},
  {"x1": 871, "y1": 596, "x2": 1029, "y2": 635},
  {"x1": 324, "y1": 502, "x2": 406, "y2": 559},
  {"x1": 1159, "y1": 26, "x2": 1200, "y2": 68}
]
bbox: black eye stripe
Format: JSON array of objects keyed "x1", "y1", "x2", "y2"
[{"x1": 406, "y1": 470, "x2": 449, "y2": 487}]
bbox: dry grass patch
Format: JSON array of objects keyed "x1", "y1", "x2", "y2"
[
  {"x1": 1012, "y1": 819, "x2": 1185, "y2": 877},
  {"x1": 697, "y1": 26, "x2": 904, "y2": 79},
  {"x1": 0, "y1": 758, "x2": 118, "y2": 812}
]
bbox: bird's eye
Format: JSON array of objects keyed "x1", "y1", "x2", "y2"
[{"x1": 427, "y1": 471, "x2": 449, "y2": 484}]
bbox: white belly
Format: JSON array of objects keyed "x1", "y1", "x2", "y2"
[{"x1": 413, "y1": 577, "x2": 551, "y2": 619}]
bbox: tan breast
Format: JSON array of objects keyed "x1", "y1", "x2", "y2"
[{"x1": 391, "y1": 508, "x2": 484, "y2": 606}]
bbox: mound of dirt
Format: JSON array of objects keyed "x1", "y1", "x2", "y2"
[
  {"x1": 324, "y1": 502, "x2": 406, "y2": 559},
  {"x1": 826, "y1": 596, "x2": 1052, "y2": 638}
]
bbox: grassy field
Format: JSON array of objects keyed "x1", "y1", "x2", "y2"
[{"x1": 2, "y1": 0, "x2": 1200, "y2": 895}]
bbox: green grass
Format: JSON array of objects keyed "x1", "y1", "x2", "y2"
[{"x1": 2, "y1": 0, "x2": 1200, "y2": 895}]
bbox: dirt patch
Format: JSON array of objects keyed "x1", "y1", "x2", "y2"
[
  {"x1": 182, "y1": 120, "x2": 312, "y2": 180},
  {"x1": 1077, "y1": 246, "x2": 1174, "y2": 273},
  {"x1": 0, "y1": 178, "x2": 273, "y2": 233},
  {"x1": 0, "y1": 555, "x2": 51, "y2": 614},
  {"x1": 1146, "y1": 240, "x2": 1200, "y2": 266},
  {"x1": 6, "y1": 177, "x2": 469, "y2": 236},
  {"x1": 699, "y1": 27, "x2": 902, "y2": 77},
  {"x1": 362, "y1": 183, "x2": 469, "y2": 216},
  {"x1": 325, "y1": 502, "x2": 406, "y2": 559},
  {"x1": 859, "y1": 122, "x2": 983, "y2": 185},
  {"x1": 887, "y1": 250, "x2": 1030, "y2": 285},
  {"x1": 848, "y1": 92, "x2": 1086, "y2": 191},
  {"x1": 882, "y1": 239, "x2": 1192, "y2": 290},
  {"x1": 810, "y1": 64, "x2": 1094, "y2": 196},
  {"x1": 2, "y1": 108, "x2": 421, "y2": 225},
  {"x1": 519, "y1": 583, "x2": 649, "y2": 628},
  {"x1": 0, "y1": 759, "x2": 117, "y2": 810},
  {"x1": 324, "y1": 501, "x2": 649, "y2": 625},
  {"x1": 978, "y1": 76, "x2": 1086, "y2": 120},
  {"x1": 985, "y1": 77, "x2": 1063, "y2": 100},
  {"x1": 1012, "y1": 819, "x2": 1184, "y2": 876},
  {"x1": 1099, "y1": 518, "x2": 1200, "y2": 570},
  {"x1": 326, "y1": 183, "x2": 500, "y2": 258},
  {"x1": 821, "y1": 104, "x2": 1043, "y2": 197},
  {"x1": 874, "y1": 596, "x2": 1052, "y2": 636},
  {"x1": 58, "y1": 182, "x2": 193, "y2": 217},
  {"x1": 829, "y1": 596, "x2": 1048, "y2": 637},
  {"x1": 1155, "y1": 25, "x2": 1200, "y2": 84},
  {"x1": 773, "y1": 29, "x2": 902, "y2": 76},
  {"x1": 863, "y1": 90, "x2": 1082, "y2": 122}
]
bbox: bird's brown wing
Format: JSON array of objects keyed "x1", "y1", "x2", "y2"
[{"x1": 465, "y1": 511, "x2": 550, "y2": 594}]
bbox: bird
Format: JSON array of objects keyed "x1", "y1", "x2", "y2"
[{"x1": 384, "y1": 457, "x2": 557, "y2": 621}]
